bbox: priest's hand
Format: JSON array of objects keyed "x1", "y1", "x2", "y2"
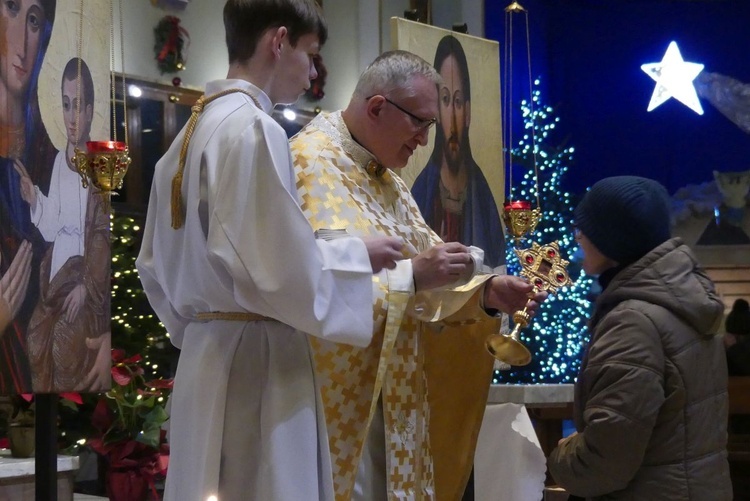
[
  {"x1": 363, "y1": 236, "x2": 404, "y2": 273},
  {"x1": 483, "y1": 275, "x2": 548, "y2": 315},
  {"x1": 412, "y1": 242, "x2": 472, "y2": 290}
]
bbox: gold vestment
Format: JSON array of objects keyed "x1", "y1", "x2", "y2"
[{"x1": 291, "y1": 112, "x2": 500, "y2": 500}]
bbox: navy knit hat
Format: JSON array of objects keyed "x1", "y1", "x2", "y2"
[{"x1": 574, "y1": 176, "x2": 671, "y2": 264}]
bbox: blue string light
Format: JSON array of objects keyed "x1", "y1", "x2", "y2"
[{"x1": 494, "y1": 80, "x2": 594, "y2": 385}]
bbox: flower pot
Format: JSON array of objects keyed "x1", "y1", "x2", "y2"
[
  {"x1": 7, "y1": 423, "x2": 35, "y2": 458},
  {"x1": 106, "y1": 466, "x2": 149, "y2": 501}
]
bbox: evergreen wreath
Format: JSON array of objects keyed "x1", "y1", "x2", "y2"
[{"x1": 154, "y1": 16, "x2": 189, "y2": 74}]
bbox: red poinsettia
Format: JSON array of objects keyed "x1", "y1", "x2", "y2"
[
  {"x1": 89, "y1": 350, "x2": 172, "y2": 500},
  {"x1": 110, "y1": 350, "x2": 144, "y2": 387},
  {"x1": 19, "y1": 392, "x2": 83, "y2": 404},
  {"x1": 9, "y1": 392, "x2": 83, "y2": 426}
]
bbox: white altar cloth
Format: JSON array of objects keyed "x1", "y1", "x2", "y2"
[
  {"x1": 473, "y1": 384, "x2": 574, "y2": 501},
  {"x1": 474, "y1": 403, "x2": 547, "y2": 501}
]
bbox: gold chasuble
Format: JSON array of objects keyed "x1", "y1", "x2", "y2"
[{"x1": 291, "y1": 112, "x2": 500, "y2": 501}]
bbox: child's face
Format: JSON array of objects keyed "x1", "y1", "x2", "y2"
[
  {"x1": 62, "y1": 76, "x2": 92, "y2": 146},
  {"x1": 576, "y1": 230, "x2": 618, "y2": 276}
]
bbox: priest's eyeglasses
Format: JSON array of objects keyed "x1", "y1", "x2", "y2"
[{"x1": 366, "y1": 95, "x2": 437, "y2": 131}]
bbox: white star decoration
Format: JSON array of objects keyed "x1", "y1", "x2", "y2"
[{"x1": 641, "y1": 41, "x2": 705, "y2": 115}]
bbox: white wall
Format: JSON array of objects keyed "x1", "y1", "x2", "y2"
[
  {"x1": 324, "y1": 0, "x2": 484, "y2": 111},
  {"x1": 115, "y1": 1, "x2": 226, "y2": 91},
  {"x1": 379, "y1": 0, "x2": 484, "y2": 49},
  {"x1": 312, "y1": 0, "x2": 362, "y2": 111},
  {"x1": 116, "y1": 0, "x2": 483, "y2": 109}
]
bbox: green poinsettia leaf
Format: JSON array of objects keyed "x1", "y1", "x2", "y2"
[
  {"x1": 104, "y1": 427, "x2": 131, "y2": 445},
  {"x1": 140, "y1": 395, "x2": 157, "y2": 408},
  {"x1": 135, "y1": 423, "x2": 161, "y2": 449},
  {"x1": 143, "y1": 405, "x2": 168, "y2": 426},
  {"x1": 117, "y1": 398, "x2": 139, "y2": 408},
  {"x1": 59, "y1": 399, "x2": 79, "y2": 413}
]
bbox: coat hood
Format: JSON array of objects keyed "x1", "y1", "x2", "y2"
[{"x1": 590, "y1": 238, "x2": 724, "y2": 336}]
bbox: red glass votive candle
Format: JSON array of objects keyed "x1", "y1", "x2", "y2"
[
  {"x1": 504, "y1": 200, "x2": 532, "y2": 210},
  {"x1": 86, "y1": 141, "x2": 127, "y2": 153}
]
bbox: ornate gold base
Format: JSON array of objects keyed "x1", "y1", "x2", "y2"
[
  {"x1": 73, "y1": 141, "x2": 131, "y2": 195},
  {"x1": 502, "y1": 201, "x2": 541, "y2": 245},
  {"x1": 486, "y1": 334, "x2": 532, "y2": 366}
]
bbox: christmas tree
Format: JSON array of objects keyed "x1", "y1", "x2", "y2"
[
  {"x1": 57, "y1": 214, "x2": 176, "y2": 456},
  {"x1": 111, "y1": 214, "x2": 177, "y2": 380},
  {"x1": 493, "y1": 80, "x2": 594, "y2": 385}
]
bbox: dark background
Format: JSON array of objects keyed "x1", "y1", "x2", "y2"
[{"x1": 484, "y1": 0, "x2": 750, "y2": 196}]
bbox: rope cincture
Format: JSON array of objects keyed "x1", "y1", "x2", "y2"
[
  {"x1": 171, "y1": 88, "x2": 261, "y2": 229},
  {"x1": 195, "y1": 311, "x2": 274, "y2": 322}
]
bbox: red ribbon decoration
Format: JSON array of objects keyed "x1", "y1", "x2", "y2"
[
  {"x1": 156, "y1": 16, "x2": 189, "y2": 64},
  {"x1": 157, "y1": 17, "x2": 178, "y2": 61}
]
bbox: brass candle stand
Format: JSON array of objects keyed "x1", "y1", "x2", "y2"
[
  {"x1": 502, "y1": 200, "x2": 542, "y2": 246},
  {"x1": 73, "y1": 141, "x2": 131, "y2": 196},
  {"x1": 73, "y1": 0, "x2": 131, "y2": 199},
  {"x1": 485, "y1": 1, "x2": 576, "y2": 367}
]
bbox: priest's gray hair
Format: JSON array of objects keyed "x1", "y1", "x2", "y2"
[{"x1": 353, "y1": 50, "x2": 441, "y2": 99}]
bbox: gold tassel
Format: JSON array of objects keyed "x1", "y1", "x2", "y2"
[
  {"x1": 169, "y1": 90, "x2": 262, "y2": 230},
  {"x1": 170, "y1": 95, "x2": 204, "y2": 229},
  {"x1": 171, "y1": 170, "x2": 184, "y2": 229}
]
